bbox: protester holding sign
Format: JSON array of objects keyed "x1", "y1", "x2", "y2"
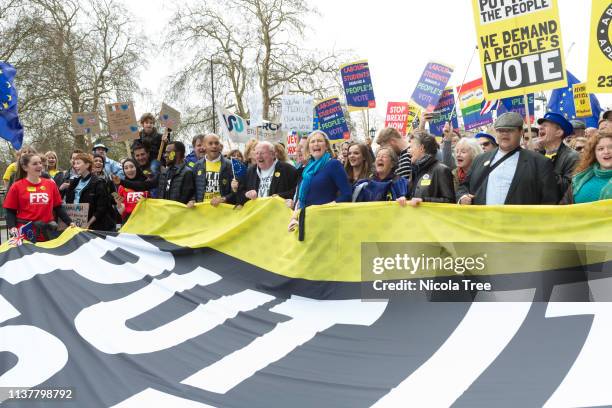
[
  {"x1": 3, "y1": 153, "x2": 74, "y2": 241},
  {"x1": 115, "y1": 159, "x2": 149, "y2": 222},
  {"x1": 190, "y1": 134, "x2": 235, "y2": 207},
  {"x1": 63, "y1": 153, "x2": 115, "y2": 231},
  {"x1": 537, "y1": 112, "x2": 579, "y2": 197},
  {"x1": 353, "y1": 147, "x2": 407, "y2": 203},
  {"x1": 131, "y1": 113, "x2": 168, "y2": 161},
  {"x1": 344, "y1": 142, "x2": 373, "y2": 184},
  {"x1": 403, "y1": 133, "x2": 455, "y2": 206},
  {"x1": 458, "y1": 112, "x2": 559, "y2": 205},
  {"x1": 288, "y1": 131, "x2": 351, "y2": 232},
  {"x1": 237, "y1": 141, "x2": 298, "y2": 205},
  {"x1": 562, "y1": 132, "x2": 612, "y2": 204}
]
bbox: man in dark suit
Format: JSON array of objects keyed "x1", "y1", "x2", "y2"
[
  {"x1": 457, "y1": 112, "x2": 560, "y2": 205},
  {"x1": 237, "y1": 141, "x2": 298, "y2": 204}
]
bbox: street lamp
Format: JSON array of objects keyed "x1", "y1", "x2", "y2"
[{"x1": 369, "y1": 127, "x2": 376, "y2": 140}]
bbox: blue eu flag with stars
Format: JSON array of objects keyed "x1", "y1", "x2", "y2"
[
  {"x1": 547, "y1": 71, "x2": 602, "y2": 129},
  {"x1": 0, "y1": 62, "x2": 23, "y2": 150}
]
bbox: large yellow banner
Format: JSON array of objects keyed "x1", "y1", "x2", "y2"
[
  {"x1": 587, "y1": 0, "x2": 612, "y2": 93},
  {"x1": 471, "y1": 0, "x2": 567, "y2": 100}
]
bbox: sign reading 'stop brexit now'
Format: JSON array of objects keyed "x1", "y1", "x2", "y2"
[
  {"x1": 471, "y1": 0, "x2": 567, "y2": 99},
  {"x1": 410, "y1": 62, "x2": 453, "y2": 112}
]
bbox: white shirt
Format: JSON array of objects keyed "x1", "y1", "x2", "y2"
[
  {"x1": 485, "y1": 149, "x2": 520, "y2": 205},
  {"x1": 257, "y1": 160, "x2": 277, "y2": 198}
]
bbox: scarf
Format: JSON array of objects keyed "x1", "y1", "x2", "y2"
[
  {"x1": 457, "y1": 167, "x2": 467, "y2": 184},
  {"x1": 298, "y1": 152, "x2": 331, "y2": 208},
  {"x1": 573, "y1": 163, "x2": 612, "y2": 200}
]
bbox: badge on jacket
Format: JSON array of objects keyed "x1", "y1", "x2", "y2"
[
  {"x1": 484, "y1": 160, "x2": 491, "y2": 167},
  {"x1": 222, "y1": 179, "x2": 228, "y2": 185},
  {"x1": 274, "y1": 172, "x2": 281, "y2": 178},
  {"x1": 420, "y1": 179, "x2": 431, "y2": 186},
  {"x1": 197, "y1": 170, "x2": 203, "y2": 176}
]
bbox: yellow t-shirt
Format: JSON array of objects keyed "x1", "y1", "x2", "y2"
[
  {"x1": 203, "y1": 160, "x2": 222, "y2": 202},
  {"x1": 3, "y1": 162, "x2": 17, "y2": 182},
  {"x1": 48, "y1": 169, "x2": 60, "y2": 177}
]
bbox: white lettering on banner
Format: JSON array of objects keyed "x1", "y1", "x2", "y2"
[
  {"x1": 0, "y1": 234, "x2": 174, "y2": 285},
  {"x1": 485, "y1": 49, "x2": 562, "y2": 92},
  {"x1": 544, "y1": 296, "x2": 612, "y2": 406},
  {"x1": 29, "y1": 192, "x2": 49, "y2": 204},
  {"x1": 182, "y1": 296, "x2": 388, "y2": 394},
  {"x1": 126, "y1": 191, "x2": 145, "y2": 204},
  {"x1": 0, "y1": 295, "x2": 68, "y2": 400},
  {"x1": 372, "y1": 289, "x2": 535, "y2": 407},
  {"x1": 75, "y1": 267, "x2": 274, "y2": 354},
  {"x1": 112, "y1": 388, "x2": 217, "y2": 408}
]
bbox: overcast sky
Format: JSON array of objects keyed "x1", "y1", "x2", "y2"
[{"x1": 124, "y1": 0, "x2": 611, "y2": 129}]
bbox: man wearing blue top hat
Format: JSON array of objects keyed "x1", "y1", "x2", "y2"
[
  {"x1": 458, "y1": 112, "x2": 559, "y2": 205},
  {"x1": 474, "y1": 132, "x2": 497, "y2": 153},
  {"x1": 537, "y1": 112, "x2": 579, "y2": 198}
]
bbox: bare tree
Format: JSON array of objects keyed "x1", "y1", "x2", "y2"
[
  {"x1": 1, "y1": 0, "x2": 145, "y2": 161},
  {"x1": 166, "y1": 0, "x2": 347, "y2": 134}
]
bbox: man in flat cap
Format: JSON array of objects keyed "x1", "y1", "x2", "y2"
[
  {"x1": 537, "y1": 112, "x2": 579, "y2": 197},
  {"x1": 570, "y1": 120, "x2": 586, "y2": 139},
  {"x1": 457, "y1": 112, "x2": 559, "y2": 205}
]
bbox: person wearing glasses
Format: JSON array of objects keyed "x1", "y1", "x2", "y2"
[
  {"x1": 569, "y1": 136, "x2": 587, "y2": 155},
  {"x1": 474, "y1": 132, "x2": 497, "y2": 153}
]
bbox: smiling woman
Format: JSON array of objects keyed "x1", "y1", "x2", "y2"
[{"x1": 288, "y1": 131, "x2": 352, "y2": 232}]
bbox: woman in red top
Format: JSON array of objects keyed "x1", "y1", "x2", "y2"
[
  {"x1": 115, "y1": 158, "x2": 148, "y2": 223},
  {"x1": 3, "y1": 153, "x2": 73, "y2": 241}
]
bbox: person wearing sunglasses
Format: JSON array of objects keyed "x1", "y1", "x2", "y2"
[{"x1": 474, "y1": 132, "x2": 497, "y2": 153}]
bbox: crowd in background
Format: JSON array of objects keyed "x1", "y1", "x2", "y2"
[{"x1": 2, "y1": 108, "x2": 612, "y2": 241}]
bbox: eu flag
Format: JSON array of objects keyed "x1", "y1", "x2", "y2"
[
  {"x1": 0, "y1": 62, "x2": 23, "y2": 150},
  {"x1": 231, "y1": 158, "x2": 247, "y2": 180},
  {"x1": 547, "y1": 71, "x2": 602, "y2": 128}
]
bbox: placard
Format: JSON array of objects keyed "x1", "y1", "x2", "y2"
[
  {"x1": 410, "y1": 62, "x2": 454, "y2": 111},
  {"x1": 71, "y1": 112, "x2": 101, "y2": 136},
  {"x1": 586, "y1": 1, "x2": 612, "y2": 93},
  {"x1": 340, "y1": 60, "x2": 376, "y2": 112},
  {"x1": 105, "y1": 102, "x2": 139, "y2": 142},
  {"x1": 315, "y1": 97, "x2": 350, "y2": 144},
  {"x1": 58, "y1": 203, "x2": 90, "y2": 229},
  {"x1": 281, "y1": 95, "x2": 314, "y2": 132},
  {"x1": 159, "y1": 103, "x2": 181, "y2": 129}
]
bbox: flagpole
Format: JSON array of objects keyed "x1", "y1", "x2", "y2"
[
  {"x1": 448, "y1": 45, "x2": 478, "y2": 125},
  {"x1": 523, "y1": 93, "x2": 535, "y2": 150}
]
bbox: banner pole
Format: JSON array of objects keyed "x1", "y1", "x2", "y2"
[
  {"x1": 448, "y1": 45, "x2": 478, "y2": 126},
  {"x1": 124, "y1": 140, "x2": 131, "y2": 158},
  {"x1": 523, "y1": 93, "x2": 534, "y2": 150}
]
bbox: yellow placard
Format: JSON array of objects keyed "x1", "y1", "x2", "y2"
[
  {"x1": 470, "y1": 0, "x2": 567, "y2": 99},
  {"x1": 405, "y1": 101, "x2": 422, "y2": 133},
  {"x1": 587, "y1": 0, "x2": 612, "y2": 93},
  {"x1": 573, "y1": 83, "x2": 593, "y2": 118}
]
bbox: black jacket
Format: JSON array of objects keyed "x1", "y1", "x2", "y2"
[
  {"x1": 132, "y1": 129, "x2": 165, "y2": 161},
  {"x1": 158, "y1": 163, "x2": 194, "y2": 204},
  {"x1": 409, "y1": 155, "x2": 455, "y2": 203},
  {"x1": 193, "y1": 156, "x2": 235, "y2": 203},
  {"x1": 65, "y1": 174, "x2": 116, "y2": 231},
  {"x1": 238, "y1": 161, "x2": 298, "y2": 204},
  {"x1": 457, "y1": 148, "x2": 560, "y2": 205},
  {"x1": 540, "y1": 142, "x2": 579, "y2": 197}
]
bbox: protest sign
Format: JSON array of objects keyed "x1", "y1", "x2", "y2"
[
  {"x1": 219, "y1": 108, "x2": 250, "y2": 144},
  {"x1": 497, "y1": 94, "x2": 535, "y2": 123},
  {"x1": 429, "y1": 88, "x2": 459, "y2": 136},
  {"x1": 105, "y1": 102, "x2": 139, "y2": 142},
  {"x1": 471, "y1": 0, "x2": 567, "y2": 99},
  {"x1": 58, "y1": 203, "x2": 90, "y2": 229},
  {"x1": 573, "y1": 83, "x2": 593, "y2": 118},
  {"x1": 405, "y1": 102, "x2": 421, "y2": 133},
  {"x1": 71, "y1": 112, "x2": 100, "y2": 136},
  {"x1": 281, "y1": 95, "x2": 314, "y2": 132},
  {"x1": 587, "y1": 1, "x2": 612, "y2": 93},
  {"x1": 457, "y1": 78, "x2": 493, "y2": 131},
  {"x1": 286, "y1": 132, "x2": 300, "y2": 157},
  {"x1": 315, "y1": 97, "x2": 350, "y2": 143},
  {"x1": 159, "y1": 103, "x2": 181, "y2": 129},
  {"x1": 410, "y1": 62, "x2": 454, "y2": 111},
  {"x1": 248, "y1": 88, "x2": 264, "y2": 127},
  {"x1": 384, "y1": 102, "x2": 410, "y2": 134},
  {"x1": 340, "y1": 60, "x2": 376, "y2": 112},
  {"x1": 246, "y1": 121, "x2": 284, "y2": 143}
]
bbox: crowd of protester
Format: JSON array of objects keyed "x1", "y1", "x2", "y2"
[{"x1": 2, "y1": 108, "x2": 612, "y2": 242}]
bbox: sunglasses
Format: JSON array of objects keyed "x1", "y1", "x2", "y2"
[{"x1": 575, "y1": 146, "x2": 584, "y2": 152}]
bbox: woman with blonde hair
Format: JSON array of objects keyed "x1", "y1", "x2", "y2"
[
  {"x1": 244, "y1": 139, "x2": 258, "y2": 166},
  {"x1": 562, "y1": 132, "x2": 612, "y2": 203},
  {"x1": 44, "y1": 151, "x2": 60, "y2": 177},
  {"x1": 288, "y1": 131, "x2": 351, "y2": 232},
  {"x1": 452, "y1": 138, "x2": 483, "y2": 193}
]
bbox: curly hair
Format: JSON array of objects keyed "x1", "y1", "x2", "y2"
[{"x1": 574, "y1": 131, "x2": 612, "y2": 175}]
